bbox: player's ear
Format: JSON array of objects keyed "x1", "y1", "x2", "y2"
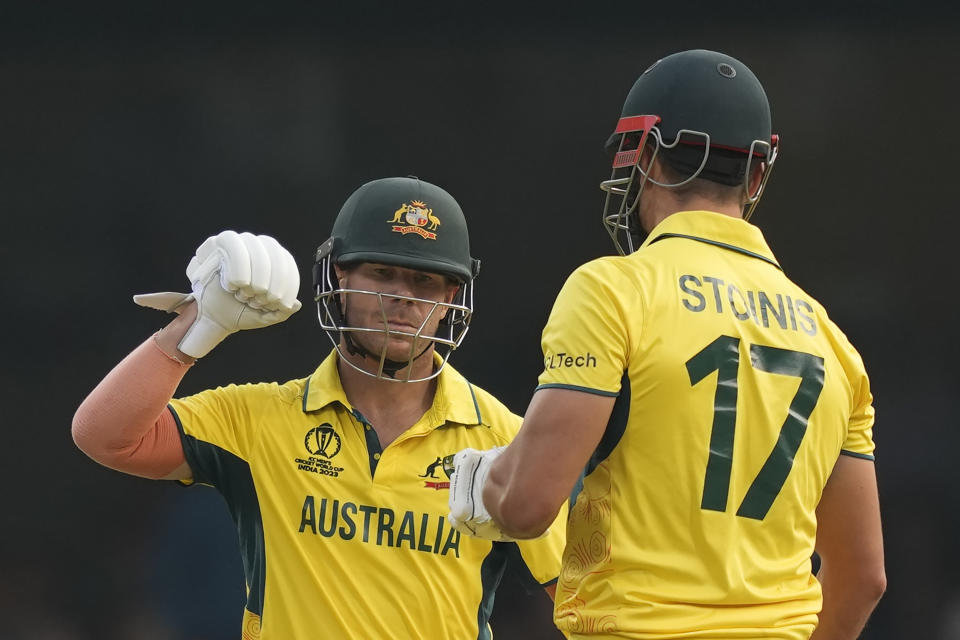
[
  {"x1": 334, "y1": 264, "x2": 348, "y2": 287},
  {"x1": 334, "y1": 265, "x2": 351, "y2": 309},
  {"x1": 638, "y1": 140, "x2": 659, "y2": 174},
  {"x1": 444, "y1": 278, "x2": 461, "y2": 304},
  {"x1": 745, "y1": 161, "x2": 765, "y2": 203}
]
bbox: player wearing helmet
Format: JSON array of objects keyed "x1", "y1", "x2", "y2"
[
  {"x1": 312, "y1": 177, "x2": 479, "y2": 384},
  {"x1": 72, "y1": 177, "x2": 565, "y2": 639},
  {"x1": 448, "y1": 50, "x2": 885, "y2": 639}
]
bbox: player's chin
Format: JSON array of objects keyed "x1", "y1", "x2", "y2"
[
  {"x1": 385, "y1": 338, "x2": 430, "y2": 360},
  {"x1": 391, "y1": 336, "x2": 442, "y2": 361},
  {"x1": 357, "y1": 334, "x2": 412, "y2": 358}
]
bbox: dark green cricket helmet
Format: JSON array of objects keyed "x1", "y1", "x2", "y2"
[
  {"x1": 601, "y1": 49, "x2": 780, "y2": 254},
  {"x1": 318, "y1": 176, "x2": 479, "y2": 283},
  {"x1": 607, "y1": 49, "x2": 774, "y2": 162}
]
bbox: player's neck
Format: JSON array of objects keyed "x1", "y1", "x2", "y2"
[
  {"x1": 337, "y1": 355, "x2": 437, "y2": 445},
  {"x1": 646, "y1": 197, "x2": 743, "y2": 230}
]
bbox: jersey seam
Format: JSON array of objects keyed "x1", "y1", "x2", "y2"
[
  {"x1": 270, "y1": 379, "x2": 301, "y2": 407},
  {"x1": 248, "y1": 385, "x2": 278, "y2": 472},
  {"x1": 608, "y1": 258, "x2": 646, "y2": 369}
]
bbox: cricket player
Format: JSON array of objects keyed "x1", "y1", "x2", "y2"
[
  {"x1": 73, "y1": 176, "x2": 565, "y2": 639},
  {"x1": 448, "y1": 50, "x2": 885, "y2": 639}
]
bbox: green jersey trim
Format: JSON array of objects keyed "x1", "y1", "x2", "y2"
[
  {"x1": 535, "y1": 383, "x2": 619, "y2": 397},
  {"x1": 569, "y1": 472, "x2": 585, "y2": 511},
  {"x1": 476, "y1": 543, "x2": 510, "y2": 640},
  {"x1": 169, "y1": 405, "x2": 267, "y2": 618},
  {"x1": 466, "y1": 381, "x2": 483, "y2": 425},
  {"x1": 585, "y1": 371, "x2": 632, "y2": 477},
  {"x1": 502, "y1": 542, "x2": 551, "y2": 594},
  {"x1": 302, "y1": 375, "x2": 311, "y2": 413},
  {"x1": 563, "y1": 372, "x2": 632, "y2": 509},
  {"x1": 839, "y1": 449, "x2": 875, "y2": 461},
  {"x1": 650, "y1": 232, "x2": 783, "y2": 271}
]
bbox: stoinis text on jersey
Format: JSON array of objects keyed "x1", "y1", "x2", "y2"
[
  {"x1": 544, "y1": 352, "x2": 598, "y2": 369},
  {"x1": 678, "y1": 274, "x2": 818, "y2": 336}
]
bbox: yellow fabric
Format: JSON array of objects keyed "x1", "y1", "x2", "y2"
[
  {"x1": 170, "y1": 350, "x2": 566, "y2": 639},
  {"x1": 538, "y1": 211, "x2": 875, "y2": 639}
]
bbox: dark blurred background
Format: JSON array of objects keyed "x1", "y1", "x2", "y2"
[{"x1": 3, "y1": 1, "x2": 959, "y2": 638}]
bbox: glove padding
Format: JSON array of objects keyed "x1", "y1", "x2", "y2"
[
  {"x1": 447, "y1": 446, "x2": 516, "y2": 542},
  {"x1": 134, "y1": 230, "x2": 302, "y2": 358}
]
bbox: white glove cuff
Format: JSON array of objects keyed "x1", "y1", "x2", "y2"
[
  {"x1": 448, "y1": 447, "x2": 517, "y2": 542},
  {"x1": 177, "y1": 310, "x2": 232, "y2": 359}
]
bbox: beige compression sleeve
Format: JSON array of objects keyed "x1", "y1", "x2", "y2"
[{"x1": 72, "y1": 334, "x2": 192, "y2": 479}]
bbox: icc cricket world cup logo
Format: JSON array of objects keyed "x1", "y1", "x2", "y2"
[{"x1": 304, "y1": 424, "x2": 342, "y2": 459}]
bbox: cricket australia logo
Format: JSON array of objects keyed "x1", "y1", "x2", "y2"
[
  {"x1": 419, "y1": 453, "x2": 454, "y2": 490},
  {"x1": 388, "y1": 200, "x2": 440, "y2": 240},
  {"x1": 296, "y1": 424, "x2": 345, "y2": 478}
]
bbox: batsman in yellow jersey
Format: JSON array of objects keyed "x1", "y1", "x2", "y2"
[
  {"x1": 448, "y1": 49, "x2": 885, "y2": 639},
  {"x1": 73, "y1": 176, "x2": 565, "y2": 639}
]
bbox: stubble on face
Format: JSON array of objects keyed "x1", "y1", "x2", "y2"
[{"x1": 337, "y1": 264, "x2": 457, "y2": 365}]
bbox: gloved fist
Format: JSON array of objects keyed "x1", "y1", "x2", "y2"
[
  {"x1": 134, "y1": 230, "x2": 302, "y2": 358},
  {"x1": 447, "y1": 446, "x2": 515, "y2": 542}
]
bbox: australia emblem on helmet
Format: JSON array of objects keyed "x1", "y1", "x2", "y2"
[{"x1": 388, "y1": 200, "x2": 440, "y2": 240}]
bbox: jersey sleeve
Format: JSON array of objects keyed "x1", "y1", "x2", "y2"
[
  {"x1": 511, "y1": 501, "x2": 569, "y2": 588},
  {"x1": 537, "y1": 258, "x2": 637, "y2": 396},
  {"x1": 827, "y1": 319, "x2": 876, "y2": 460},
  {"x1": 168, "y1": 383, "x2": 266, "y2": 487},
  {"x1": 841, "y1": 356, "x2": 876, "y2": 460}
]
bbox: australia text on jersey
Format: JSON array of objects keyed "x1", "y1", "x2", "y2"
[
  {"x1": 678, "y1": 274, "x2": 818, "y2": 336},
  {"x1": 298, "y1": 496, "x2": 461, "y2": 557}
]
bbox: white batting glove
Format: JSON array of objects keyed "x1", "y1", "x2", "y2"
[
  {"x1": 447, "y1": 446, "x2": 516, "y2": 542},
  {"x1": 134, "y1": 230, "x2": 302, "y2": 358}
]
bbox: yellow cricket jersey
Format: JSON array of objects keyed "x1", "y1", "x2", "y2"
[
  {"x1": 538, "y1": 211, "x2": 875, "y2": 639},
  {"x1": 168, "y1": 350, "x2": 565, "y2": 640}
]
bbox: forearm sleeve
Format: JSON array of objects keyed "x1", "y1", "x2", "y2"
[{"x1": 72, "y1": 334, "x2": 192, "y2": 479}]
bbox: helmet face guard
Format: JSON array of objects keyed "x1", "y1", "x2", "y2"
[
  {"x1": 313, "y1": 243, "x2": 475, "y2": 383},
  {"x1": 600, "y1": 114, "x2": 661, "y2": 255},
  {"x1": 600, "y1": 114, "x2": 780, "y2": 256}
]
